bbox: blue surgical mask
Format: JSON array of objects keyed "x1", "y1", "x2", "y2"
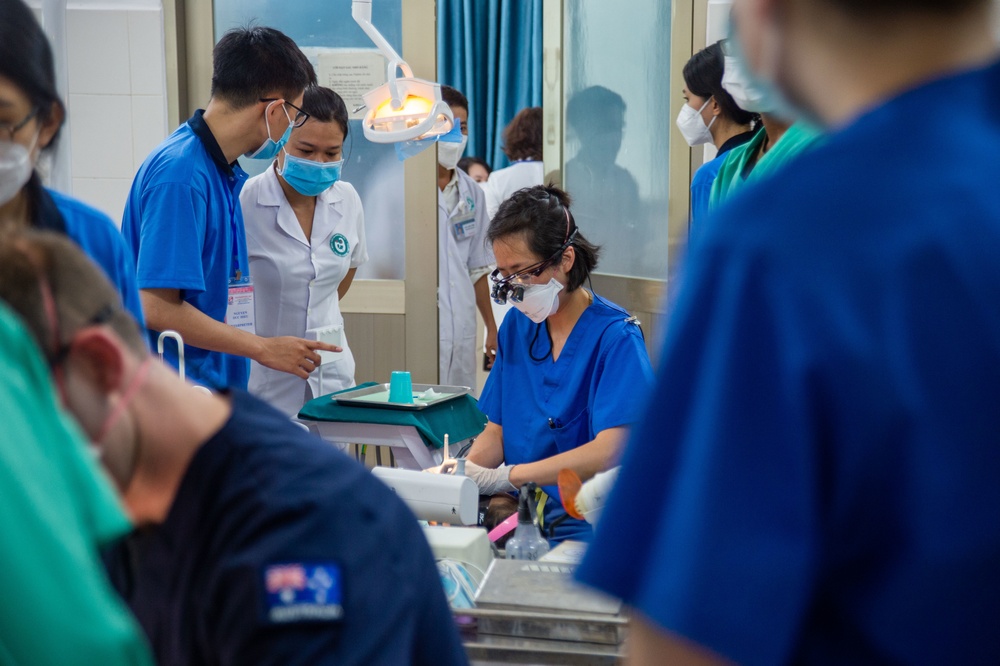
[
  {"x1": 278, "y1": 151, "x2": 343, "y2": 197},
  {"x1": 245, "y1": 101, "x2": 294, "y2": 160}
]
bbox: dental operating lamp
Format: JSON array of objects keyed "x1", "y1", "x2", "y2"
[{"x1": 351, "y1": 0, "x2": 455, "y2": 143}]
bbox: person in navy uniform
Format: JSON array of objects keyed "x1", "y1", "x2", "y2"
[{"x1": 0, "y1": 231, "x2": 467, "y2": 666}]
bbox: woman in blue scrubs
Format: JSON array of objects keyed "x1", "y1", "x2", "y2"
[
  {"x1": 464, "y1": 185, "x2": 655, "y2": 543},
  {"x1": 676, "y1": 41, "x2": 756, "y2": 226},
  {"x1": 0, "y1": 0, "x2": 143, "y2": 324}
]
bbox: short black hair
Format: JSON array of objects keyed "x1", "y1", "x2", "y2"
[
  {"x1": 821, "y1": 0, "x2": 987, "y2": 16},
  {"x1": 458, "y1": 156, "x2": 491, "y2": 176},
  {"x1": 211, "y1": 26, "x2": 316, "y2": 109},
  {"x1": 488, "y1": 185, "x2": 600, "y2": 292},
  {"x1": 301, "y1": 86, "x2": 349, "y2": 139},
  {"x1": 0, "y1": 0, "x2": 65, "y2": 150},
  {"x1": 684, "y1": 42, "x2": 756, "y2": 127},
  {"x1": 440, "y1": 85, "x2": 469, "y2": 113}
]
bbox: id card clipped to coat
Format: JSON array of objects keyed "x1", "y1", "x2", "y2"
[{"x1": 226, "y1": 276, "x2": 256, "y2": 335}]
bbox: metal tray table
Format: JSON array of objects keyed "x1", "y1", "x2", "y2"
[{"x1": 333, "y1": 383, "x2": 470, "y2": 411}]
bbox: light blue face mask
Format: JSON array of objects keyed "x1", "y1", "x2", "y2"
[
  {"x1": 278, "y1": 151, "x2": 343, "y2": 197},
  {"x1": 245, "y1": 101, "x2": 294, "y2": 160}
]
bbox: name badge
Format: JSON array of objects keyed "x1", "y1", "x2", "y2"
[
  {"x1": 226, "y1": 277, "x2": 256, "y2": 335},
  {"x1": 452, "y1": 216, "x2": 476, "y2": 239}
]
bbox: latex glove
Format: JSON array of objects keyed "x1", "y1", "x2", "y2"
[
  {"x1": 466, "y1": 461, "x2": 517, "y2": 495},
  {"x1": 439, "y1": 460, "x2": 516, "y2": 495}
]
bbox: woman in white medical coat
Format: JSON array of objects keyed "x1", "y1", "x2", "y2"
[
  {"x1": 484, "y1": 107, "x2": 544, "y2": 221},
  {"x1": 241, "y1": 87, "x2": 367, "y2": 416}
]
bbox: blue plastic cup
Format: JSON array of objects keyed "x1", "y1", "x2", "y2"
[{"x1": 388, "y1": 370, "x2": 413, "y2": 403}]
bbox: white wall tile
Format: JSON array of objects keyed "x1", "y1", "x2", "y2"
[
  {"x1": 71, "y1": 178, "x2": 133, "y2": 228},
  {"x1": 66, "y1": 8, "x2": 131, "y2": 95},
  {"x1": 131, "y1": 94, "x2": 167, "y2": 169},
  {"x1": 128, "y1": 10, "x2": 166, "y2": 96},
  {"x1": 69, "y1": 94, "x2": 134, "y2": 179}
]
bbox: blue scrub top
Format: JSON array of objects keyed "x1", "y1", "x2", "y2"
[
  {"x1": 122, "y1": 110, "x2": 249, "y2": 389},
  {"x1": 104, "y1": 390, "x2": 466, "y2": 665},
  {"x1": 689, "y1": 130, "x2": 754, "y2": 227},
  {"x1": 479, "y1": 297, "x2": 654, "y2": 543},
  {"x1": 579, "y1": 60, "x2": 1000, "y2": 665},
  {"x1": 29, "y1": 177, "x2": 144, "y2": 326}
]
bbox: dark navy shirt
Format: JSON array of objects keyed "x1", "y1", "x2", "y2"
[{"x1": 105, "y1": 390, "x2": 467, "y2": 666}]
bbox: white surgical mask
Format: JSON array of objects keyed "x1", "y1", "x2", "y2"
[
  {"x1": 721, "y1": 25, "x2": 805, "y2": 122},
  {"x1": 722, "y1": 53, "x2": 771, "y2": 114},
  {"x1": 0, "y1": 136, "x2": 36, "y2": 206},
  {"x1": 438, "y1": 135, "x2": 468, "y2": 170},
  {"x1": 512, "y1": 278, "x2": 563, "y2": 323},
  {"x1": 676, "y1": 98, "x2": 716, "y2": 147}
]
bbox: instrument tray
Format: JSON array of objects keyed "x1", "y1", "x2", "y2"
[{"x1": 333, "y1": 383, "x2": 470, "y2": 411}]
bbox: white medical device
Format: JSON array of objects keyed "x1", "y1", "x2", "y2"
[
  {"x1": 351, "y1": 0, "x2": 455, "y2": 143},
  {"x1": 423, "y1": 525, "x2": 492, "y2": 585},
  {"x1": 157, "y1": 330, "x2": 185, "y2": 381},
  {"x1": 371, "y1": 466, "x2": 479, "y2": 525},
  {"x1": 576, "y1": 467, "x2": 620, "y2": 525}
]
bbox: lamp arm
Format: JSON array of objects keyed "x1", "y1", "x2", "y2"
[
  {"x1": 352, "y1": 0, "x2": 413, "y2": 83},
  {"x1": 386, "y1": 58, "x2": 413, "y2": 109}
]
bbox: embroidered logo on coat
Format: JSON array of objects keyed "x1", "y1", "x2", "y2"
[
  {"x1": 330, "y1": 234, "x2": 350, "y2": 257},
  {"x1": 263, "y1": 562, "x2": 343, "y2": 623}
]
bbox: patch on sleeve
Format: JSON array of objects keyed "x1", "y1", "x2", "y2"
[{"x1": 263, "y1": 563, "x2": 343, "y2": 623}]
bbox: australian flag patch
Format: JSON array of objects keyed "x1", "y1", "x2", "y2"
[{"x1": 263, "y1": 562, "x2": 343, "y2": 623}]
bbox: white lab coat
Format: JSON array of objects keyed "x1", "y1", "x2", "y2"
[
  {"x1": 438, "y1": 168, "x2": 493, "y2": 390},
  {"x1": 484, "y1": 160, "x2": 545, "y2": 221},
  {"x1": 241, "y1": 168, "x2": 368, "y2": 417}
]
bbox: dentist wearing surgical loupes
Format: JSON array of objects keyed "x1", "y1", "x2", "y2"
[
  {"x1": 240, "y1": 87, "x2": 367, "y2": 417},
  {"x1": 443, "y1": 185, "x2": 655, "y2": 544}
]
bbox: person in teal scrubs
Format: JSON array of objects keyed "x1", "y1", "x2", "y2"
[
  {"x1": 0, "y1": 299, "x2": 152, "y2": 665},
  {"x1": 709, "y1": 116, "x2": 821, "y2": 207}
]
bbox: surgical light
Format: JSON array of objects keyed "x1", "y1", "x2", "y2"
[{"x1": 352, "y1": 0, "x2": 454, "y2": 143}]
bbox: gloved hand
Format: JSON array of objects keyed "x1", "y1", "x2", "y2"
[
  {"x1": 436, "y1": 460, "x2": 516, "y2": 495},
  {"x1": 465, "y1": 461, "x2": 517, "y2": 495}
]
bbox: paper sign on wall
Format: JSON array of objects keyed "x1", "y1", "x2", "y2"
[{"x1": 317, "y1": 49, "x2": 387, "y2": 120}]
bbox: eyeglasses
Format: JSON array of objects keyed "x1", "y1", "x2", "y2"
[
  {"x1": 1, "y1": 108, "x2": 38, "y2": 141},
  {"x1": 259, "y1": 98, "x2": 310, "y2": 128},
  {"x1": 490, "y1": 230, "x2": 577, "y2": 305}
]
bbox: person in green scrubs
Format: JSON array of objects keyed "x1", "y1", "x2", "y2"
[
  {"x1": 0, "y1": 302, "x2": 152, "y2": 665},
  {"x1": 709, "y1": 114, "x2": 822, "y2": 207}
]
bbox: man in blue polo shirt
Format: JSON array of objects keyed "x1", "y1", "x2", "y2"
[
  {"x1": 0, "y1": 233, "x2": 467, "y2": 666},
  {"x1": 122, "y1": 26, "x2": 338, "y2": 389},
  {"x1": 579, "y1": 0, "x2": 1000, "y2": 664}
]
